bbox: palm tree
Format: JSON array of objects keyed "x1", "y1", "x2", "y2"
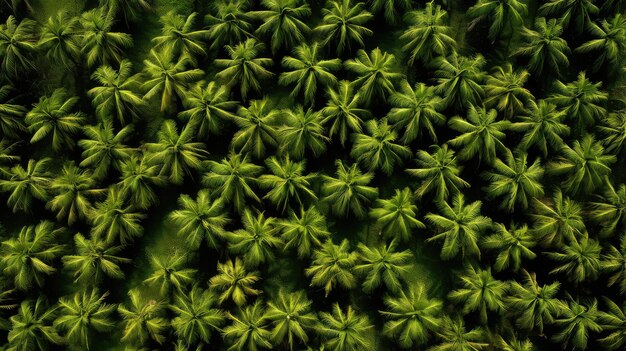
[
  {"x1": 509, "y1": 99, "x2": 569, "y2": 157},
  {"x1": 547, "y1": 72, "x2": 608, "y2": 134},
  {"x1": 481, "y1": 223, "x2": 536, "y2": 272},
  {"x1": 117, "y1": 154, "x2": 167, "y2": 209},
  {"x1": 205, "y1": 0, "x2": 254, "y2": 50},
  {"x1": 547, "y1": 236, "x2": 602, "y2": 284},
  {"x1": 209, "y1": 258, "x2": 261, "y2": 306},
  {"x1": 434, "y1": 53, "x2": 486, "y2": 110},
  {"x1": 79, "y1": 9, "x2": 133, "y2": 67},
  {"x1": 78, "y1": 122, "x2": 135, "y2": 180},
  {"x1": 178, "y1": 80, "x2": 238, "y2": 138},
  {"x1": 279, "y1": 107, "x2": 329, "y2": 159},
  {"x1": 467, "y1": 0, "x2": 527, "y2": 41},
  {"x1": 38, "y1": 12, "x2": 81, "y2": 70},
  {"x1": 368, "y1": 0, "x2": 411, "y2": 24},
  {"x1": 351, "y1": 118, "x2": 411, "y2": 175},
  {"x1": 539, "y1": 0, "x2": 599, "y2": 33},
  {"x1": 314, "y1": 0, "x2": 373, "y2": 55},
  {"x1": 321, "y1": 81, "x2": 371, "y2": 146},
  {"x1": 547, "y1": 134, "x2": 615, "y2": 195},
  {"x1": 54, "y1": 289, "x2": 116, "y2": 350},
  {"x1": 602, "y1": 244, "x2": 626, "y2": 294},
  {"x1": 145, "y1": 119, "x2": 207, "y2": 184},
  {"x1": 425, "y1": 193, "x2": 492, "y2": 260},
  {"x1": 169, "y1": 189, "x2": 229, "y2": 250},
  {"x1": 1, "y1": 220, "x2": 65, "y2": 290},
  {"x1": 429, "y1": 316, "x2": 488, "y2": 351},
  {"x1": 484, "y1": 64, "x2": 533, "y2": 119},
  {"x1": 258, "y1": 156, "x2": 317, "y2": 213},
  {"x1": 552, "y1": 297, "x2": 602, "y2": 349},
  {"x1": 514, "y1": 18, "x2": 570, "y2": 77},
  {"x1": 47, "y1": 162, "x2": 105, "y2": 226},
  {"x1": 230, "y1": 98, "x2": 281, "y2": 159},
  {"x1": 0, "y1": 158, "x2": 52, "y2": 213},
  {"x1": 530, "y1": 189, "x2": 586, "y2": 246},
  {"x1": 387, "y1": 81, "x2": 445, "y2": 143},
  {"x1": 144, "y1": 252, "x2": 197, "y2": 297},
  {"x1": 0, "y1": 16, "x2": 38, "y2": 78},
  {"x1": 448, "y1": 266, "x2": 507, "y2": 324},
  {"x1": 25, "y1": 88, "x2": 85, "y2": 152},
  {"x1": 215, "y1": 38, "x2": 274, "y2": 100},
  {"x1": 0, "y1": 138, "x2": 20, "y2": 166},
  {"x1": 142, "y1": 49, "x2": 205, "y2": 112},
  {"x1": 406, "y1": 144, "x2": 470, "y2": 201},
  {"x1": 482, "y1": 151, "x2": 545, "y2": 212},
  {"x1": 318, "y1": 304, "x2": 374, "y2": 351},
  {"x1": 344, "y1": 48, "x2": 403, "y2": 104},
  {"x1": 90, "y1": 187, "x2": 145, "y2": 244},
  {"x1": 493, "y1": 334, "x2": 535, "y2": 351},
  {"x1": 203, "y1": 153, "x2": 264, "y2": 213},
  {"x1": 279, "y1": 206, "x2": 331, "y2": 258},
  {"x1": 598, "y1": 297, "x2": 626, "y2": 350},
  {"x1": 0, "y1": 85, "x2": 26, "y2": 139},
  {"x1": 588, "y1": 181, "x2": 626, "y2": 240},
  {"x1": 400, "y1": 1, "x2": 455, "y2": 65},
  {"x1": 152, "y1": 12, "x2": 209, "y2": 64},
  {"x1": 226, "y1": 210, "x2": 282, "y2": 267},
  {"x1": 62, "y1": 232, "x2": 131, "y2": 283},
  {"x1": 379, "y1": 283, "x2": 442, "y2": 348},
  {"x1": 170, "y1": 286, "x2": 225, "y2": 347},
  {"x1": 265, "y1": 290, "x2": 317, "y2": 350},
  {"x1": 7, "y1": 297, "x2": 61, "y2": 351},
  {"x1": 279, "y1": 43, "x2": 341, "y2": 105},
  {"x1": 305, "y1": 239, "x2": 358, "y2": 297},
  {"x1": 576, "y1": 14, "x2": 626, "y2": 72},
  {"x1": 598, "y1": 110, "x2": 626, "y2": 155},
  {"x1": 88, "y1": 60, "x2": 144, "y2": 125},
  {"x1": 448, "y1": 105, "x2": 510, "y2": 164},
  {"x1": 223, "y1": 301, "x2": 273, "y2": 351},
  {"x1": 118, "y1": 289, "x2": 168, "y2": 345},
  {"x1": 321, "y1": 160, "x2": 378, "y2": 218},
  {"x1": 369, "y1": 188, "x2": 425, "y2": 242},
  {"x1": 355, "y1": 240, "x2": 412, "y2": 294},
  {"x1": 252, "y1": 0, "x2": 311, "y2": 54},
  {"x1": 601, "y1": 0, "x2": 626, "y2": 13}
]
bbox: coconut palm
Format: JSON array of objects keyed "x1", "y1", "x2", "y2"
[
  {"x1": 279, "y1": 43, "x2": 341, "y2": 105},
  {"x1": 448, "y1": 105, "x2": 510, "y2": 164},
  {"x1": 38, "y1": 12, "x2": 81, "y2": 70},
  {"x1": 514, "y1": 18, "x2": 570, "y2": 77},
  {"x1": 258, "y1": 156, "x2": 317, "y2": 213},
  {"x1": 482, "y1": 151, "x2": 545, "y2": 212},
  {"x1": 215, "y1": 38, "x2": 274, "y2": 100},
  {"x1": 467, "y1": 0, "x2": 527, "y2": 41},
  {"x1": 203, "y1": 153, "x2": 264, "y2": 213},
  {"x1": 305, "y1": 239, "x2": 358, "y2": 297},
  {"x1": 387, "y1": 81, "x2": 445, "y2": 143},
  {"x1": 509, "y1": 100, "x2": 569, "y2": 157},
  {"x1": 144, "y1": 252, "x2": 197, "y2": 297},
  {"x1": 279, "y1": 107, "x2": 329, "y2": 159},
  {"x1": 25, "y1": 88, "x2": 85, "y2": 152},
  {"x1": 1, "y1": 220, "x2": 65, "y2": 290},
  {"x1": 547, "y1": 134, "x2": 615, "y2": 195},
  {"x1": 223, "y1": 301, "x2": 273, "y2": 351},
  {"x1": 79, "y1": 9, "x2": 133, "y2": 67},
  {"x1": 539, "y1": 0, "x2": 599, "y2": 33},
  {"x1": 209, "y1": 258, "x2": 261, "y2": 306},
  {"x1": 602, "y1": 244, "x2": 626, "y2": 295},
  {"x1": 170, "y1": 286, "x2": 224, "y2": 347},
  {"x1": 178, "y1": 80, "x2": 238, "y2": 138},
  {"x1": 230, "y1": 98, "x2": 282, "y2": 159},
  {"x1": 0, "y1": 16, "x2": 38, "y2": 78},
  {"x1": 117, "y1": 154, "x2": 167, "y2": 210},
  {"x1": 62, "y1": 232, "x2": 131, "y2": 283},
  {"x1": 142, "y1": 49, "x2": 205, "y2": 112},
  {"x1": 88, "y1": 60, "x2": 144, "y2": 126},
  {"x1": 448, "y1": 266, "x2": 507, "y2": 324},
  {"x1": 279, "y1": 206, "x2": 331, "y2": 258},
  {"x1": 205, "y1": 0, "x2": 255, "y2": 50},
  {"x1": 598, "y1": 297, "x2": 626, "y2": 350},
  {"x1": 530, "y1": 189, "x2": 586, "y2": 246},
  {"x1": 321, "y1": 81, "x2": 371, "y2": 146},
  {"x1": 314, "y1": 0, "x2": 373, "y2": 55},
  {"x1": 379, "y1": 283, "x2": 442, "y2": 348},
  {"x1": 90, "y1": 187, "x2": 145, "y2": 244},
  {"x1": 481, "y1": 223, "x2": 536, "y2": 272},
  {"x1": 169, "y1": 189, "x2": 229, "y2": 250},
  {"x1": 588, "y1": 181, "x2": 626, "y2": 240},
  {"x1": 598, "y1": 110, "x2": 626, "y2": 155},
  {"x1": 400, "y1": 1, "x2": 455, "y2": 65},
  {"x1": 265, "y1": 290, "x2": 318, "y2": 350},
  {"x1": 484, "y1": 64, "x2": 533, "y2": 119},
  {"x1": 0, "y1": 138, "x2": 20, "y2": 166},
  {"x1": 0, "y1": 85, "x2": 26, "y2": 139},
  {"x1": 7, "y1": 297, "x2": 61, "y2": 351},
  {"x1": 351, "y1": 118, "x2": 411, "y2": 175},
  {"x1": 369, "y1": 0, "x2": 411, "y2": 24},
  {"x1": 547, "y1": 236, "x2": 601, "y2": 284},
  {"x1": 493, "y1": 334, "x2": 535, "y2": 351},
  {"x1": 344, "y1": 48, "x2": 403, "y2": 104},
  {"x1": 425, "y1": 193, "x2": 492, "y2": 260},
  {"x1": 0, "y1": 158, "x2": 52, "y2": 213},
  {"x1": 552, "y1": 297, "x2": 602, "y2": 349},
  {"x1": 406, "y1": 144, "x2": 470, "y2": 201},
  {"x1": 78, "y1": 122, "x2": 135, "y2": 180},
  {"x1": 98, "y1": 0, "x2": 150, "y2": 24},
  {"x1": 251, "y1": 0, "x2": 311, "y2": 54},
  {"x1": 321, "y1": 160, "x2": 378, "y2": 218},
  {"x1": 601, "y1": 0, "x2": 626, "y2": 13},
  {"x1": 434, "y1": 53, "x2": 486, "y2": 110},
  {"x1": 118, "y1": 289, "x2": 168, "y2": 345},
  {"x1": 54, "y1": 289, "x2": 116, "y2": 350},
  {"x1": 145, "y1": 119, "x2": 208, "y2": 184},
  {"x1": 152, "y1": 12, "x2": 209, "y2": 64},
  {"x1": 226, "y1": 210, "x2": 282, "y2": 267},
  {"x1": 318, "y1": 304, "x2": 374, "y2": 351},
  {"x1": 576, "y1": 14, "x2": 626, "y2": 72},
  {"x1": 429, "y1": 316, "x2": 488, "y2": 351},
  {"x1": 355, "y1": 240, "x2": 412, "y2": 294},
  {"x1": 369, "y1": 188, "x2": 425, "y2": 242}
]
